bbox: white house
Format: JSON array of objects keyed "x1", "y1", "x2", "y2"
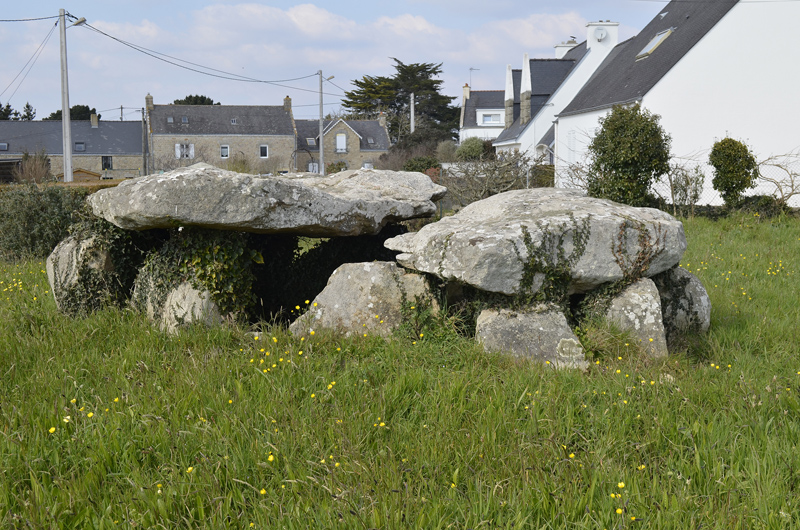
[
  {"x1": 554, "y1": 0, "x2": 800, "y2": 204},
  {"x1": 492, "y1": 21, "x2": 620, "y2": 160},
  {"x1": 459, "y1": 86, "x2": 506, "y2": 142}
]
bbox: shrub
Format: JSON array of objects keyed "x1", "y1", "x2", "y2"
[
  {"x1": 455, "y1": 137, "x2": 489, "y2": 161},
  {"x1": 13, "y1": 150, "x2": 52, "y2": 184},
  {"x1": 0, "y1": 184, "x2": 89, "y2": 260},
  {"x1": 709, "y1": 138, "x2": 758, "y2": 207},
  {"x1": 441, "y1": 149, "x2": 540, "y2": 207},
  {"x1": 402, "y1": 156, "x2": 441, "y2": 174},
  {"x1": 326, "y1": 161, "x2": 347, "y2": 174},
  {"x1": 435, "y1": 140, "x2": 457, "y2": 163},
  {"x1": 586, "y1": 103, "x2": 671, "y2": 207},
  {"x1": 667, "y1": 165, "x2": 705, "y2": 218}
]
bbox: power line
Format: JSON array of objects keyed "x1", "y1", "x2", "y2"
[
  {"x1": 0, "y1": 16, "x2": 60, "y2": 22},
  {"x1": 78, "y1": 22, "x2": 343, "y2": 97},
  {"x1": 0, "y1": 21, "x2": 57, "y2": 105}
]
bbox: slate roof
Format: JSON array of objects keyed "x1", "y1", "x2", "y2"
[
  {"x1": 294, "y1": 119, "x2": 390, "y2": 152},
  {"x1": 0, "y1": 120, "x2": 143, "y2": 155},
  {"x1": 559, "y1": 0, "x2": 738, "y2": 116},
  {"x1": 149, "y1": 105, "x2": 295, "y2": 136},
  {"x1": 462, "y1": 90, "x2": 505, "y2": 128},
  {"x1": 495, "y1": 42, "x2": 588, "y2": 143}
]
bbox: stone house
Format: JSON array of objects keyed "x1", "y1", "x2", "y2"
[
  {"x1": 146, "y1": 94, "x2": 296, "y2": 173},
  {"x1": 294, "y1": 117, "x2": 390, "y2": 173},
  {"x1": 0, "y1": 115, "x2": 145, "y2": 181}
]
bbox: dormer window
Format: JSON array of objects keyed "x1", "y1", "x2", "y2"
[
  {"x1": 231, "y1": 118, "x2": 238, "y2": 125},
  {"x1": 636, "y1": 28, "x2": 673, "y2": 60},
  {"x1": 482, "y1": 114, "x2": 501, "y2": 124},
  {"x1": 74, "y1": 142, "x2": 86, "y2": 152}
]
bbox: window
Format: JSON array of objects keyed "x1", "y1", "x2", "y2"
[
  {"x1": 259, "y1": 145, "x2": 269, "y2": 158},
  {"x1": 308, "y1": 162, "x2": 319, "y2": 173},
  {"x1": 220, "y1": 145, "x2": 229, "y2": 159},
  {"x1": 362, "y1": 162, "x2": 374, "y2": 169},
  {"x1": 307, "y1": 138, "x2": 316, "y2": 146},
  {"x1": 367, "y1": 137, "x2": 375, "y2": 145},
  {"x1": 74, "y1": 142, "x2": 86, "y2": 152},
  {"x1": 0, "y1": 143, "x2": 7, "y2": 151},
  {"x1": 231, "y1": 118, "x2": 238, "y2": 125},
  {"x1": 167, "y1": 116, "x2": 174, "y2": 123},
  {"x1": 175, "y1": 143, "x2": 195, "y2": 159},
  {"x1": 335, "y1": 133, "x2": 346, "y2": 153},
  {"x1": 181, "y1": 116, "x2": 189, "y2": 124},
  {"x1": 636, "y1": 28, "x2": 673, "y2": 59},
  {"x1": 482, "y1": 114, "x2": 501, "y2": 124},
  {"x1": 102, "y1": 156, "x2": 113, "y2": 170}
]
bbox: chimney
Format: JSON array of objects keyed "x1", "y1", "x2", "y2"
[
  {"x1": 519, "y1": 53, "x2": 532, "y2": 126},
  {"x1": 554, "y1": 39, "x2": 578, "y2": 59},
  {"x1": 378, "y1": 112, "x2": 387, "y2": 129},
  {"x1": 586, "y1": 21, "x2": 619, "y2": 51},
  {"x1": 460, "y1": 83, "x2": 470, "y2": 129},
  {"x1": 504, "y1": 64, "x2": 514, "y2": 129},
  {"x1": 90, "y1": 113, "x2": 99, "y2": 128},
  {"x1": 145, "y1": 93, "x2": 154, "y2": 111},
  {"x1": 284, "y1": 95, "x2": 292, "y2": 112}
]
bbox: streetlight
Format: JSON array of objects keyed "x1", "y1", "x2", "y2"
[
  {"x1": 318, "y1": 71, "x2": 333, "y2": 176},
  {"x1": 59, "y1": 9, "x2": 85, "y2": 183}
]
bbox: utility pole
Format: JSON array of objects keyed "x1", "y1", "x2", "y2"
[
  {"x1": 319, "y1": 70, "x2": 324, "y2": 176},
  {"x1": 58, "y1": 9, "x2": 85, "y2": 182},
  {"x1": 410, "y1": 92, "x2": 415, "y2": 134},
  {"x1": 120, "y1": 105, "x2": 123, "y2": 121},
  {"x1": 59, "y1": 9, "x2": 72, "y2": 182}
]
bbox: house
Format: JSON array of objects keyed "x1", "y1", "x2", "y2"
[
  {"x1": 492, "y1": 21, "x2": 620, "y2": 161},
  {"x1": 554, "y1": 0, "x2": 800, "y2": 203},
  {"x1": 294, "y1": 117, "x2": 390, "y2": 173},
  {"x1": 0, "y1": 116, "x2": 145, "y2": 181},
  {"x1": 459, "y1": 87, "x2": 506, "y2": 142},
  {"x1": 146, "y1": 94, "x2": 296, "y2": 173}
]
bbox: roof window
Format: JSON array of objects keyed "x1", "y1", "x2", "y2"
[
  {"x1": 74, "y1": 142, "x2": 86, "y2": 152},
  {"x1": 0, "y1": 143, "x2": 7, "y2": 151},
  {"x1": 167, "y1": 116, "x2": 173, "y2": 123},
  {"x1": 637, "y1": 28, "x2": 673, "y2": 60},
  {"x1": 307, "y1": 138, "x2": 316, "y2": 146},
  {"x1": 231, "y1": 118, "x2": 238, "y2": 125},
  {"x1": 367, "y1": 137, "x2": 375, "y2": 144},
  {"x1": 181, "y1": 116, "x2": 189, "y2": 124}
]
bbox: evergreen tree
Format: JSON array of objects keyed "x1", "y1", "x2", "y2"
[{"x1": 173, "y1": 95, "x2": 220, "y2": 105}]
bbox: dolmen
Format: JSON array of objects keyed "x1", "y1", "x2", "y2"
[{"x1": 47, "y1": 164, "x2": 711, "y2": 368}]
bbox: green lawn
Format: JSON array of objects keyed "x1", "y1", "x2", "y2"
[{"x1": 2, "y1": 212, "x2": 800, "y2": 529}]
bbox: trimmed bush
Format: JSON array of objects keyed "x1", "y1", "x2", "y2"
[
  {"x1": 709, "y1": 138, "x2": 758, "y2": 207},
  {"x1": 402, "y1": 156, "x2": 441, "y2": 174}
]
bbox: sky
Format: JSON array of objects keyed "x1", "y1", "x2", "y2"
[{"x1": 0, "y1": 1, "x2": 667, "y2": 121}]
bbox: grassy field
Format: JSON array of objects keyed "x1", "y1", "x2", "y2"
[{"x1": 2, "y1": 213, "x2": 800, "y2": 529}]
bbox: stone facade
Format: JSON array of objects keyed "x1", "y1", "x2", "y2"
[
  {"x1": 44, "y1": 154, "x2": 144, "y2": 180},
  {"x1": 295, "y1": 118, "x2": 390, "y2": 173},
  {"x1": 149, "y1": 134, "x2": 295, "y2": 174}
]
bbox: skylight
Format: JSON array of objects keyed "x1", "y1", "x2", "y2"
[{"x1": 636, "y1": 28, "x2": 673, "y2": 60}]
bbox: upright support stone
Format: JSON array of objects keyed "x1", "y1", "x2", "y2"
[{"x1": 605, "y1": 278, "x2": 668, "y2": 358}]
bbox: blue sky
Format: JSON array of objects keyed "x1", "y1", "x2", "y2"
[{"x1": 0, "y1": 1, "x2": 666, "y2": 120}]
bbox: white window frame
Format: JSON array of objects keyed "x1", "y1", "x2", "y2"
[
  {"x1": 259, "y1": 145, "x2": 269, "y2": 158},
  {"x1": 181, "y1": 116, "x2": 189, "y2": 124},
  {"x1": 637, "y1": 28, "x2": 673, "y2": 59},
  {"x1": 335, "y1": 133, "x2": 346, "y2": 153},
  {"x1": 307, "y1": 138, "x2": 316, "y2": 146},
  {"x1": 478, "y1": 111, "x2": 503, "y2": 126},
  {"x1": 220, "y1": 145, "x2": 230, "y2": 159},
  {"x1": 308, "y1": 161, "x2": 319, "y2": 173},
  {"x1": 167, "y1": 116, "x2": 174, "y2": 124},
  {"x1": 0, "y1": 142, "x2": 8, "y2": 151},
  {"x1": 175, "y1": 143, "x2": 195, "y2": 159}
]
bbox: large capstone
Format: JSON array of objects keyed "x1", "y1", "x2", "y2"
[
  {"x1": 289, "y1": 261, "x2": 436, "y2": 338},
  {"x1": 88, "y1": 164, "x2": 446, "y2": 236},
  {"x1": 475, "y1": 306, "x2": 588, "y2": 369},
  {"x1": 385, "y1": 188, "x2": 686, "y2": 296}
]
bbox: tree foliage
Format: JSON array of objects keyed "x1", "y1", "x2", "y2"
[
  {"x1": 173, "y1": 95, "x2": 220, "y2": 105},
  {"x1": 342, "y1": 59, "x2": 458, "y2": 145},
  {"x1": 586, "y1": 103, "x2": 671, "y2": 207},
  {"x1": 708, "y1": 137, "x2": 758, "y2": 206},
  {"x1": 456, "y1": 137, "x2": 495, "y2": 161},
  {"x1": 1, "y1": 101, "x2": 36, "y2": 121},
  {"x1": 44, "y1": 105, "x2": 100, "y2": 121}
]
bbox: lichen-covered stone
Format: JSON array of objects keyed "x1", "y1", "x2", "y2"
[
  {"x1": 289, "y1": 261, "x2": 436, "y2": 338},
  {"x1": 88, "y1": 164, "x2": 446, "y2": 236},
  {"x1": 475, "y1": 306, "x2": 588, "y2": 369},
  {"x1": 605, "y1": 278, "x2": 668, "y2": 358},
  {"x1": 652, "y1": 265, "x2": 711, "y2": 348},
  {"x1": 161, "y1": 282, "x2": 222, "y2": 334},
  {"x1": 46, "y1": 234, "x2": 114, "y2": 312},
  {"x1": 385, "y1": 188, "x2": 686, "y2": 296}
]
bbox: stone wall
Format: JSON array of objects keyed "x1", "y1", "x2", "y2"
[
  {"x1": 1, "y1": 154, "x2": 144, "y2": 180},
  {"x1": 150, "y1": 134, "x2": 296, "y2": 174}
]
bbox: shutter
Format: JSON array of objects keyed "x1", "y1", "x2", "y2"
[
  {"x1": 189, "y1": 144, "x2": 195, "y2": 159},
  {"x1": 175, "y1": 144, "x2": 181, "y2": 159}
]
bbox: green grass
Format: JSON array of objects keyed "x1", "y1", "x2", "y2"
[{"x1": 2, "y1": 212, "x2": 800, "y2": 528}]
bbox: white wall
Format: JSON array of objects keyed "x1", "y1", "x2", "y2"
[{"x1": 556, "y1": 1, "x2": 800, "y2": 204}]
